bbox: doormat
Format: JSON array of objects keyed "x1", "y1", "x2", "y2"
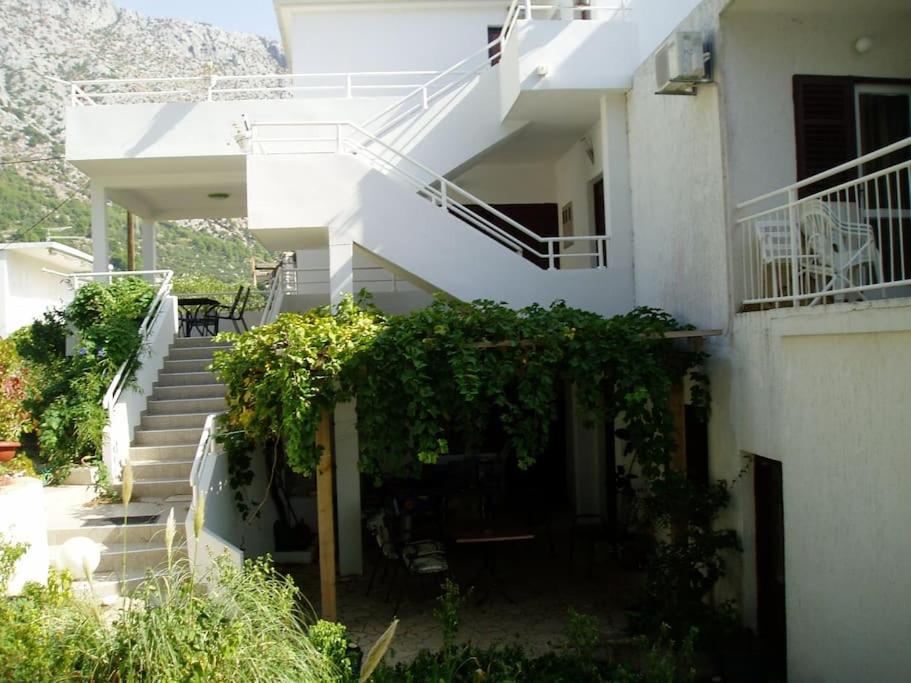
[{"x1": 85, "y1": 515, "x2": 160, "y2": 526}]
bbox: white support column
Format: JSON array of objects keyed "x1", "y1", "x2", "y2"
[
  {"x1": 141, "y1": 218, "x2": 157, "y2": 271},
  {"x1": 329, "y1": 234, "x2": 363, "y2": 576},
  {"x1": 598, "y1": 94, "x2": 634, "y2": 277},
  {"x1": 90, "y1": 180, "x2": 108, "y2": 272}
]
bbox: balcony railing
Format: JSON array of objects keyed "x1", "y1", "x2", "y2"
[{"x1": 736, "y1": 137, "x2": 911, "y2": 308}]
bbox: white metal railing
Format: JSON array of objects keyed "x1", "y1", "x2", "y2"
[
  {"x1": 251, "y1": 120, "x2": 608, "y2": 269},
  {"x1": 67, "y1": 0, "x2": 631, "y2": 109},
  {"x1": 69, "y1": 71, "x2": 470, "y2": 107},
  {"x1": 65, "y1": 270, "x2": 177, "y2": 480},
  {"x1": 282, "y1": 266, "x2": 412, "y2": 295},
  {"x1": 65, "y1": 270, "x2": 174, "y2": 411},
  {"x1": 736, "y1": 137, "x2": 911, "y2": 307},
  {"x1": 190, "y1": 413, "x2": 219, "y2": 507},
  {"x1": 260, "y1": 265, "x2": 286, "y2": 325}
]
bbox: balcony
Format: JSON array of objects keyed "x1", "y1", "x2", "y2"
[{"x1": 736, "y1": 137, "x2": 911, "y2": 310}]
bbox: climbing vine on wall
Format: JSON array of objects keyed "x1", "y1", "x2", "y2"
[{"x1": 212, "y1": 295, "x2": 709, "y2": 481}]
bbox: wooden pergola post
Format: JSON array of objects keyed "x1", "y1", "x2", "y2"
[{"x1": 316, "y1": 408, "x2": 337, "y2": 621}]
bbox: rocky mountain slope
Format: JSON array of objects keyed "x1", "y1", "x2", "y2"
[{"x1": 0, "y1": 0, "x2": 286, "y2": 278}]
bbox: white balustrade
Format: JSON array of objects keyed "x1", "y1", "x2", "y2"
[{"x1": 736, "y1": 137, "x2": 911, "y2": 308}]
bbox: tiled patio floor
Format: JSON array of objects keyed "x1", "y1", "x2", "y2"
[{"x1": 288, "y1": 535, "x2": 643, "y2": 663}]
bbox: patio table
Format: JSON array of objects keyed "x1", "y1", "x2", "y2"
[
  {"x1": 177, "y1": 296, "x2": 219, "y2": 337},
  {"x1": 452, "y1": 522, "x2": 535, "y2": 604}
]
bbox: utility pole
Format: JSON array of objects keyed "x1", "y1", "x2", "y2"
[{"x1": 126, "y1": 211, "x2": 135, "y2": 271}]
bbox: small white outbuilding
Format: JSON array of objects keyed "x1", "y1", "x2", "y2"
[{"x1": 0, "y1": 242, "x2": 93, "y2": 337}]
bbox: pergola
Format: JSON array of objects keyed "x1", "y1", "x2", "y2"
[{"x1": 311, "y1": 328, "x2": 721, "y2": 620}]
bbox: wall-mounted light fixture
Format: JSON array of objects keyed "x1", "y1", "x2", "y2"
[
  {"x1": 207, "y1": 192, "x2": 231, "y2": 200},
  {"x1": 581, "y1": 136, "x2": 595, "y2": 164},
  {"x1": 854, "y1": 37, "x2": 874, "y2": 54}
]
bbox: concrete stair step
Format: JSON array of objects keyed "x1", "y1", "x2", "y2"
[
  {"x1": 129, "y1": 444, "x2": 197, "y2": 462},
  {"x1": 156, "y1": 371, "x2": 218, "y2": 387},
  {"x1": 145, "y1": 397, "x2": 226, "y2": 415},
  {"x1": 163, "y1": 358, "x2": 213, "y2": 373},
  {"x1": 151, "y1": 384, "x2": 227, "y2": 400},
  {"x1": 95, "y1": 542, "x2": 187, "y2": 574},
  {"x1": 48, "y1": 522, "x2": 169, "y2": 546},
  {"x1": 121, "y1": 478, "x2": 193, "y2": 500},
  {"x1": 167, "y1": 346, "x2": 229, "y2": 361},
  {"x1": 132, "y1": 459, "x2": 193, "y2": 481},
  {"x1": 140, "y1": 412, "x2": 211, "y2": 431},
  {"x1": 173, "y1": 336, "x2": 231, "y2": 349},
  {"x1": 133, "y1": 427, "x2": 203, "y2": 446},
  {"x1": 74, "y1": 570, "x2": 150, "y2": 599}
]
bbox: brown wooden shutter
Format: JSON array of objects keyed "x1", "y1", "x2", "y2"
[{"x1": 793, "y1": 75, "x2": 857, "y2": 197}]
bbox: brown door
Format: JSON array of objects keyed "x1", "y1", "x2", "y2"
[
  {"x1": 754, "y1": 456, "x2": 787, "y2": 681},
  {"x1": 593, "y1": 178, "x2": 606, "y2": 236}
]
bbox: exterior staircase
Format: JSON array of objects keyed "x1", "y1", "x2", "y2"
[{"x1": 48, "y1": 335, "x2": 229, "y2": 599}]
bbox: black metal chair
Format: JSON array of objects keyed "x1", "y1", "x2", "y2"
[{"x1": 213, "y1": 286, "x2": 251, "y2": 333}]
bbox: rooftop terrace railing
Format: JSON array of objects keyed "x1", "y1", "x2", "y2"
[
  {"x1": 736, "y1": 137, "x2": 911, "y2": 309},
  {"x1": 66, "y1": 0, "x2": 631, "y2": 108}
]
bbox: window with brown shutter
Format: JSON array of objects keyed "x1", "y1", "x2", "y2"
[{"x1": 792, "y1": 75, "x2": 857, "y2": 197}]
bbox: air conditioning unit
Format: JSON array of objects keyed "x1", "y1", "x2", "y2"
[{"x1": 655, "y1": 31, "x2": 711, "y2": 95}]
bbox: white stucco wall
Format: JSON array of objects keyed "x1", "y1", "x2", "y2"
[
  {"x1": 454, "y1": 161, "x2": 556, "y2": 204},
  {"x1": 0, "y1": 250, "x2": 81, "y2": 337},
  {"x1": 555, "y1": 120, "x2": 603, "y2": 269},
  {"x1": 248, "y1": 152, "x2": 635, "y2": 315},
  {"x1": 288, "y1": 5, "x2": 505, "y2": 74},
  {"x1": 731, "y1": 300, "x2": 911, "y2": 683},
  {"x1": 627, "y1": 0, "x2": 730, "y2": 328},
  {"x1": 721, "y1": 4, "x2": 911, "y2": 205}
]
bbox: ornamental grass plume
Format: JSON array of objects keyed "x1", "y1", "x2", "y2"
[
  {"x1": 164, "y1": 507, "x2": 176, "y2": 570},
  {"x1": 193, "y1": 493, "x2": 206, "y2": 540},
  {"x1": 360, "y1": 618, "x2": 399, "y2": 683},
  {"x1": 121, "y1": 461, "x2": 134, "y2": 507}
]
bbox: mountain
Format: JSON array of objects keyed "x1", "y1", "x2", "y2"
[{"x1": 0, "y1": 0, "x2": 286, "y2": 279}]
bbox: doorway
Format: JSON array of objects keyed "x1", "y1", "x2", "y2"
[{"x1": 754, "y1": 456, "x2": 787, "y2": 680}]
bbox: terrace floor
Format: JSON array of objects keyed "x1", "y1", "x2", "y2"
[{"x1": 287, "y1": 531, "x2": 643, "y2": 663}]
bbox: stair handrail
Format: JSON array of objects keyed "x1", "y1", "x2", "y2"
[
  {"x1": 361, "y1": 0, "x2": 524, "y2": 139},
  {"x1": 252, "y1": 120, "x2": 611, "y2": 266},
  {"x1": 94, "y1": 269, "x2": 175, "y2": 411},
  {"x1": 189, "y1": 413, "x2": 219, "y2": 506},
  {"x1": 260, "y1": 263, "x2": 286, "y2": 325}
]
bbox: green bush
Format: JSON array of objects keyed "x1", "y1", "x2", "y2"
[
  {"x1": 0, "y1": 536, "x2": 336, "y2": 682},
  {"x1": 13, "y1": 278, "x2": 156, "y2": 482},
  {"x1": 308, "y1": 620, "x2": 357, "y2": 682},
  {"x1": 0, "y1": 336, "x2": 31, "y2": 441}
]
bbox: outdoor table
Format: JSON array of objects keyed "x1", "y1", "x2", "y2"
[
  {"x1": 177, "y1": 297, "x2": 219, "y2": 337},
  {"x1": 452, "y1": 522, "x2": 535, "y2": 604}
]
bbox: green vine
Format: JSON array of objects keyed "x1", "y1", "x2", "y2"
[{"x1": 213, "y1": 295, "x2": 708, "y2": 481}]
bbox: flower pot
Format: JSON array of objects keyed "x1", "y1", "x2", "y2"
[{"x1": 0, "y1": 442, "x2": 20, "y2": 463}]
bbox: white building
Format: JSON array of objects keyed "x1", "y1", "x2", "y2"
[
  {"x1": 0, "y1": 242, "x2": 93, "y2": 337},
  {"x1": 64, "y1": 0, "x2": 911, "y2": 680}
]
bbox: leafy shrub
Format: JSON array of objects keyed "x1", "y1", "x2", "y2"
[
  {"x1": 308, "y1": 620, "x2": 357, "y2": 682},
  {"x1": 0, "y1": 535, "x2": 336, "y2": 682},
  {"x1": 0, "y1": 336, "x2": 32, "y2": 441},
  {"x1": 13, "y1": 278, "x2": 156, "y2": 482},
  {"x1": 95, "y1": 557, "x2": 334, "y2": 682}
]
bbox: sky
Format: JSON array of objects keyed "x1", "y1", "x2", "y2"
[{"x1": 113, "y1": 1, "x2": 281, "y2": 40}]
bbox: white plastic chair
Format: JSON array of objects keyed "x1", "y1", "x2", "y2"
[{"x1": 799, "y1": 199, "x2": 882, "y2": 304}]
